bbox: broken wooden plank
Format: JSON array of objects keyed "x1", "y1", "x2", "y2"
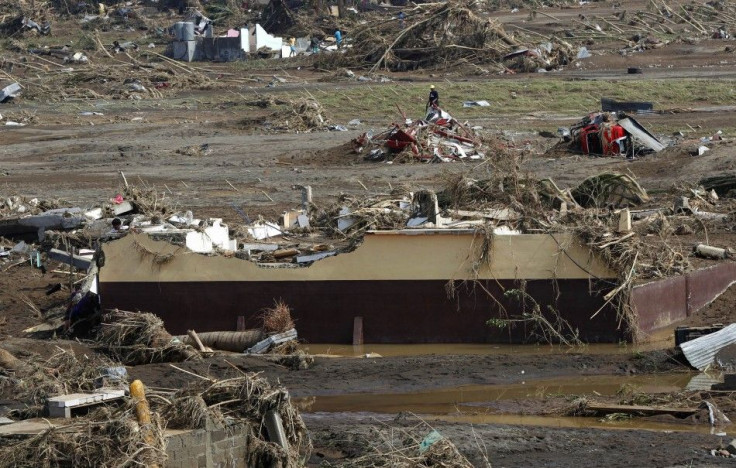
[
  {"x1": 451, "y1": 208, "x2": 518, "y2": 220},
  {"x1": 246, "y1": 328, "x2": 297, "y2": 354},
  {"x1": 586, "y1": 402, "x2": 697, "y2": 416},
  {"x1": 46, "y1": 389, "x2": 126, "y2": 418}
]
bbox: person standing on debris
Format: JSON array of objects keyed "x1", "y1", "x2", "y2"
[
  {"x1": 310, "y1": 35, "x2": 320, "y2": 54},
  {"x1": 427, "y1": 85, "x2": 439, "y2": 111},
  {"x1": 335, "y1": 29, "x2": 343, "y2": 48},
  {"x1": 289, "y1": 37, "x2": 296, "y2": 57},
  {"x1": 108, "y1": 217, "x2": 126, "y2": 236},
  {"x1": 398, "y1": 11, "x2": 406, "y2": 29}
]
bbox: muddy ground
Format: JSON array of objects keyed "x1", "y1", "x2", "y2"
[
  {"x1": 3, "y1": 260, "x2": 736, "y2": 467},
  {"x1": 3, "y1": 0, "x2": 736, "y2": 466}
]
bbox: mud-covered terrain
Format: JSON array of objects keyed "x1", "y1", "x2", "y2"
[{"x1": 3, "y1": 0, "x2": 736, "y2": 465}]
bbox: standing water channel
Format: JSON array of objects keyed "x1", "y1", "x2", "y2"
[{"x1": 297, "y1": 344, "x2": 721, "y2": 435}]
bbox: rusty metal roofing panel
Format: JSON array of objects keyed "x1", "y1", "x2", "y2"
[{"x1": 680, "y1": 323, "x2": 736, "y2": 371}]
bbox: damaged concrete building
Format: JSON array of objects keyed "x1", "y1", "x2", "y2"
[{"x1": 169, "y1": 20, "x2": 286, "y2": 62}]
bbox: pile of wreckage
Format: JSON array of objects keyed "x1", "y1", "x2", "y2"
[
  {"x1": 2, "y1": 159, "x2": 736, "y2": 344},
  {"x1": 559, "y1": 104, "x2": 666, "y2": 157},
  {"x1": 352, "y1": 106, "x2": 484, "y2": 163},
  {"x1": 0, "y1": 331, "x2": 311, "y2": 467},
  {"x1": 0, "y1": 167, "x2": 720, "y2": 272}
]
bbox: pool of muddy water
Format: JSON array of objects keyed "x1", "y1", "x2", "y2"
[
  {"x1": 296, "y1": 373, "x2": 726, "y2": 434},
  {"x1": 303, "y1": 341, "x2": 671, "y2": 358}
]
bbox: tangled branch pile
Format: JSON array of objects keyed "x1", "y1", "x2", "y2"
[
  {"x1": 123, "y1": 184, "x2": 173, "y2": 217},
  {"x1": 330, "y1": 416, "x2": 472, "y2": 467},
  {"x1": 156, "y1": 374, "x2": 311, "y2": 467},
  {"x1": 94, "y1": 309, "x2": 200, "y2": 365},
  {"x1": 344, "y1": 0, "x2": 514, "y2": 72},
  {"x1": 4, "y1": 51, "x2": 214, "y2": 102},
  {"x1": 239, "y1": 98, "x2": 328, "y2": 132},
  {"x1": 312, "y1": 192, "x2": 411, "y2": 239},
  {"x1": 0, "y1": 346, "x2": 123, "y2": 417},
  {"x1": 0, "y1": 406, "x2": 167, "y2": 468}
]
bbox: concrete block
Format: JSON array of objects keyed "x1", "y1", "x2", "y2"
[
  {"x1": 172, "y1": 40, "x2": 197, "y2": 62},
  {"x1": 617, "y1": 208, "x2": 631, "y2": 233},
  {"x1": 113, "y1": 201, "x2": 135, "y2": 216},
  {"x1": 48, "y1": 248, "x2": 92, "y2": 271}
]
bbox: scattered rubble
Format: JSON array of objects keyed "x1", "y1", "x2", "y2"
[{"x1": 353, "y1": 106, "x2": 484, "y2": 163}]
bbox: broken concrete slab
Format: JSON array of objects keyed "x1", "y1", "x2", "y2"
[
  {"x1": 84, "y1": 207, "x2": 103, "y2": 220},
  {"x1": 6, "y1": 208, "x2": 85, "y2": 240},
  {"x1": 248, "y1": 221, "x2": 282, "y2": 240},
  {"x1": 242, "y1": 243, "x2": 279, "y2": 253},
  {"x1": 0, "y1": 83, "x2": 21, "y2": 103},
  {"x1": 112, "y1": 201, "x2": 135, "y2": 216},
  {"x1": 296, "y1": 251, "x2": 336, "y2": 263},
  {"x1": 47, "y1": 248, "x2": 93, "y2": 271}
]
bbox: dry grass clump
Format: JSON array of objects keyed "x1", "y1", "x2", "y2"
[
  {"x1": 239, "y1": 98, "x2": 328, "y2": 132},
  {"x1": 0, "y1": 347, "x2": 123, "y2": 417},
  {"x1": 94, "y1": 309, "x2": 200, "y2": 365},
  {"x1": 262, "y1": 300, "x2": 295, "y2": 334}
]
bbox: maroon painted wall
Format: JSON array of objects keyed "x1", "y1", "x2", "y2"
[
  {"x1": 100, "y1": 279, "x2": 621, "y2": 344},
  {"x1": 632, "y1": 262, "x2": 736, "y2": 335}
]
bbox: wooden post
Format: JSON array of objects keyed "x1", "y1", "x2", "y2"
[
  {"x1": 130, "y1": 379, "x2": 159, "y2": 468},
  {"x1": 353, "y1": 316, "x2": 363, "y2": 346},
  {"x1": 264, "y1": 410, "x2": 288, "y2": 449},
  {"x1": 187, "y1": 329, "x2": 207, "y2": 352}
]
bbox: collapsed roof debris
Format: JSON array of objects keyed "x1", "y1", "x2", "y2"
[{"x1": 353, "y1": 106, "x2": 484, "y2": 163}]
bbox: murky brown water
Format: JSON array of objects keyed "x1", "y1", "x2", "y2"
[
  {"x1": 304, "y1": 340, "x2": 670, "y2": 358},
  {"x1": 295, "y1": 373, "x2": 692, "y2": 413},
  {"x1": 295, "y1": 373, "x2": 726, "y2": 434}
]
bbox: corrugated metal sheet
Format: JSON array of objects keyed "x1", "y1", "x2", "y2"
[
  {"x1": 685, "y1": 372, "x2": 723, "y2": 391},
  {"x1": 618, "y1": 117, "x2": 665, "y2": 152},
  {"x1": 681, "y1": 323, "x2": 736, "y2": 371}
]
